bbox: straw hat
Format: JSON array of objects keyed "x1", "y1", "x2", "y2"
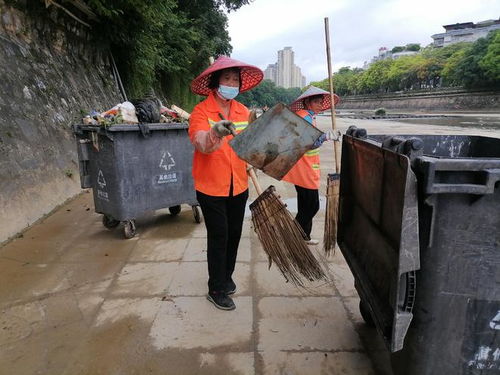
[
  {"x1": 290, "y1": 86, "x2": 340, "y2": 112},
  {"x1": 191, "y1": 56, "x2": 264, "y2": 96}
]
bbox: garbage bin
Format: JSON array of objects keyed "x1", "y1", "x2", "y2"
[
  {"x1": 73, "y1": 123, "x2": 201, "y2": 238},
  {"x1": 337, "y1": 127, "x2": 500, "y2": 374}
]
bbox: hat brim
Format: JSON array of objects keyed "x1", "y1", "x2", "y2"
[
  {"x1": 191, "y1": 56, "x2": 264, "y2": 96},
  {"x1": 290, "y1": 93, "x2": 340, "y2": 112}
]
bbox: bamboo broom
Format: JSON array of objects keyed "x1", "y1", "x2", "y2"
[
  {"x1": 322, "y1": 17, "x2": 341, "y2": 256},
  {"x1": 175, "y1": 106, "x2": 328, "y2": 286},
  {"x1": 219, "y1": 111, "x2": 327, "y2": 286}
]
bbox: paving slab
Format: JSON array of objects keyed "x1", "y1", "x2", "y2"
[
  {"x1": 254, "y1": 262, "x2": 337, "y2": 297},
  {"x1": 260, "y1": 351, "x2": 376, "y2": 375},
  {"x1": 149, "y1": 296, "x2": 253, "y2": 351},
  {"x1": 129, "y1": 238, "x2": 188, "y2": 262},
  {"x1": 183, "y1": 236, "x2": 251, "y2": 263},
  {"x1": 0, "y1": 259, "x2": 72, "y2": 308},
  {"x1": 330, "y1": 263, "x2": 358, "y2": 298},
  {"x1": 257, "y1": 296, "x2": 362, "y2": 352},
  {"x1": 167, "y1": 262, "x2": 251, "y2": 296},
  {"x1": 109, "y1": 262, "x2": 179, "y2": 297}
]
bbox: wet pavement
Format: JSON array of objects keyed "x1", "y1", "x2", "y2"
[{"x1": 1, "y1": 116, "x2": 498, "y2": 375}]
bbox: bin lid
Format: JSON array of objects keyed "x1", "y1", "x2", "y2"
[
  {"x1": 74, "y1": 123, "x2": 188, "y2": 133},
  {"x1": 338, "y1": 135, "x2": 420, "y2": 352}
]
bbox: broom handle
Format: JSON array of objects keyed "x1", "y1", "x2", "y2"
[
  {"x1": 246, "y1": 165, "x2": 263, "y2": 195},
  {"x1": 324, "y1": 17, "x2": 340, "y2": 174}
]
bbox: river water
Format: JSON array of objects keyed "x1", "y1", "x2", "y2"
[{"x1": 395, "y1": 113, "x2": 500, "y2": 131}]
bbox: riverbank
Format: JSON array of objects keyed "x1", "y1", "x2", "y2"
[{"x1": 336, "y1": 88, "x2": 500, "y2": 111}]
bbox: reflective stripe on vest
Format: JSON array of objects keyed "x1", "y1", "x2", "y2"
[{"x1": 208, "y1": 119, "x2": 248, "y2": 132}]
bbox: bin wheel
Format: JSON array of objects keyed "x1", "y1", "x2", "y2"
[
  {"x1": 192, "y1": 205, "x2": 202, "y2": 223},
  {"x1": 102, "y1": 215, "x2": 120, "y2": 229},
  {"x1": 359, "y1": 300, "x2": 375, "y2": 327},
  {"x1": 169, "y1": 205, "x2": 181, "y2": 216},
  {"x1": 123, "y1": 220, "x2": 136, "y2": 239}
]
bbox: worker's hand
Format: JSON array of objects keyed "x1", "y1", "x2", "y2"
[
  {"x1": 325, "y1": 129, "x2": 342, "y2": 141},
  {"x1": 212, "y1": 120, "x2": 235, "y2": 138}
]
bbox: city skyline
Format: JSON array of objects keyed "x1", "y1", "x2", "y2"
[
  {"x1": 264, "y1": 47, "x2": 306, "y2": 89},
  {"x1": 227, "y1": 0, "x2": 500, "y2": 83}
]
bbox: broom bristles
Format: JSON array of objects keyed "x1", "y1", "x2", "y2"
[
  {"x1": 323, "y1": 173, "x2": 340, "y2": 256},
  {"x1": 250, "y1": 186, "x2": 328, "y2": 286}
]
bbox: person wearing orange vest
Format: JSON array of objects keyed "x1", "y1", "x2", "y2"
[
  {"x1": 189, "y1": 56, "x2": 263, "y2": 311},
  {"x1": 282, "y1": 86, "x2": 340, "y2": 245}
]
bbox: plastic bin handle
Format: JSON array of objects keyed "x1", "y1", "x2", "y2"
[{"x1": 422, "y1": 162, "x2": 500, "y2": 195}]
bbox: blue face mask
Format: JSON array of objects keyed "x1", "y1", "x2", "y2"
[{"x1": 218, "y1": 85, "x2": 239, "y2": 100}]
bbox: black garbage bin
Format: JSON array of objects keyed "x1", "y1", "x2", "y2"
[
  {"x1": 338, "y1": 128, "x2": 500, "y2": 375},
  {"x1": 73, "y1": 123, "x2": 201, "y2": 238}
]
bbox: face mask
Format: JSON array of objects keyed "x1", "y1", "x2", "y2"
[{"x1": 218, "y1": 85, "x2": 239, "y2": 100}]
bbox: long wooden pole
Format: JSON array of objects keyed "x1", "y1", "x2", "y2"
[{"x1": 324, "y1": 17, "x2": 340, "y2": 174}]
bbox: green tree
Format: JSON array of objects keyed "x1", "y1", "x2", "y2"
[
  {"x1": 391, "y1": 46, "x2": 405, "y2": 53},
  {"x1": 451, "y1": 35, "x2": 492, "y2": 88},
  {"x1": 406, "y1": 43, "x2": 421, "y2": 51},
  {"x1": 479, "y1": 30, "x2": 500, "y2": 81},
  {"x1": 387, "y1": 56, "x2": 423, "y2": 90},
  {"x1": 237, "y1": 80, "x2": 301, "y2": 108},
  {"x1": 441, "y1": 48, "x2": 469, "y2": 86},
  {"x1": 358, "y1": 60, "x2": 393, "y2": 93},
  {"x1": 84, "y1": 0, "x2": 251, "y2": 107}
]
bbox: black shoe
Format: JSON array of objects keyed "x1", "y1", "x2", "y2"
[
  {"x1": 207, "y1": 292, "x2": 236, "y2": 310},
  {"x1": 225, "y1": 280, "x2": 236, "y2": 295}
]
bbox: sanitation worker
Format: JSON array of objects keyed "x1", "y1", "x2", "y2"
[
  {"x1": 188, "y1": 56, "x2": 263, "y2": 310},
  {"x1": 282, "y1": 86, "x2": 340, "y2": 245}
]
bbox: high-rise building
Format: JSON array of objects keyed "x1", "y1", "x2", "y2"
[
  {"x1": 265, "y1": 47, "x2": 306, "y2": 88},
  {"x1": 277, "y1": 47, "x2": 294, "y2": 87},
  {"x1": 264, "y1": 63, "x2": 277, "y2": 82},
  {"x1": 292, "y1": 65, "x2": 304, "y2": 88}
]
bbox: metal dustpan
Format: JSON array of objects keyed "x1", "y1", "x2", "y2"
[{"x1": 229, "y1": 103, "x2": 323, "y2": 180}]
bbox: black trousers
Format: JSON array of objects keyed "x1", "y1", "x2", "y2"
[
  {"x1": 294, "y1": 185, "x2": 320, "y2": 239},
  {"x1": 196, "y1": 189, "x2": 249, "y2": 293}
]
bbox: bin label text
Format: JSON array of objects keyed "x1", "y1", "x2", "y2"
[
  {"x1": 464, "y1": 300, "x2": 500, "y2": 372},
  {"x1": 97, "y1": 190, "x2": 109, "y2": 201},
  {"x1": 157, "y1": 172, "x2": 177, "y2": 184}
]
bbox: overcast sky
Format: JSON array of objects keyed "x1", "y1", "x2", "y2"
[{"x1": 227, "y1": 0, "x2": 500, "y2": 83}]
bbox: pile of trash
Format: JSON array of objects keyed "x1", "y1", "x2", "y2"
[{"x1": 82, "y1": 98, "x2": 185, "y2": 126}]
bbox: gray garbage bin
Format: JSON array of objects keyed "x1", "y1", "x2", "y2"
[
  {"x1": 338, "y1": 127, "x2": 500, "y2": 374},
  {"x1": 73, "y1": 123, "x2": 201, "y2": 238}
]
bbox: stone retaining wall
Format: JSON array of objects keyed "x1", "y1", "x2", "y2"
[
  {"x1": 0, "y1": 1, "x2": 119, "y2": 243},
  {"x1": 337, "y1": 89, "x2": 500, "y2": 111}
]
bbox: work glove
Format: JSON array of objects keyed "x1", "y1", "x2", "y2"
[
  {"x1": 312, "y1": 130, "x2": 342, "y2": 149},
  {"x1": 212, "y1": 120, "x2": 235, "y2": 138}
]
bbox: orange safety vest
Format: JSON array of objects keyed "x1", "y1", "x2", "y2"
[
  {"x1": 188, "y1": 92, "x2": 250, "y2": 196},
  {"x1": 282, "y1": 109, "x2": 320, "y2": 189}
]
